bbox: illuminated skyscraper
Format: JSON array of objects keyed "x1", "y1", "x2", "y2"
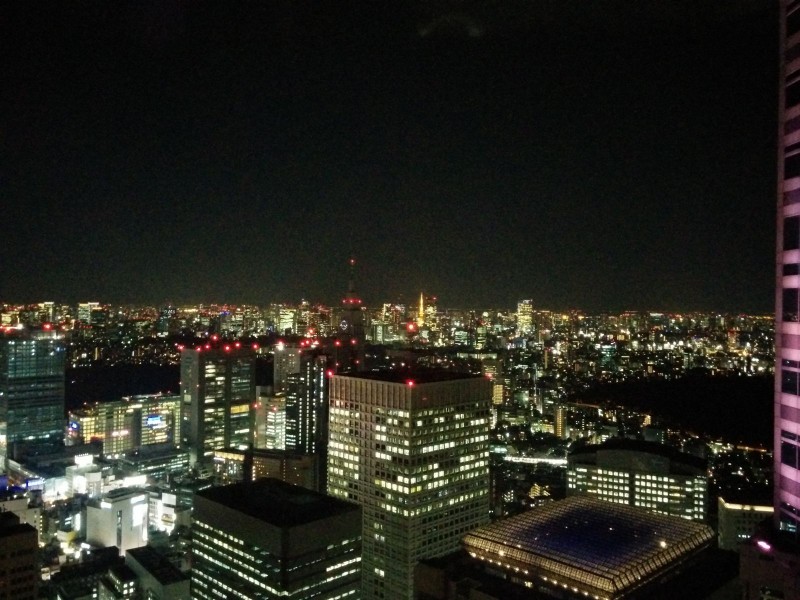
[
  {"x1": 336, "y1": 258, "x2": 366, "y2": 372},
  {"x1": 285, "y1": 354, "x2": 328, "y2": 455},
  {"x1": 0, "y1": 326, "x2": 65, "y2": 465},
  {"x1": 180, "y1": 347, "x2": 255, "y2": 464},
  {"x1": 778, "y1": 0, "x2": 800, "y2": 532},
  {"x1": 273, "y1": 342, "x2": 301, "y2": 393},
  {"x1": 516, "y1": 299, "x2": 533, "y2": 336},
  {"x1": 327, "y1": 372, "x2": 491, "y2": 599}
]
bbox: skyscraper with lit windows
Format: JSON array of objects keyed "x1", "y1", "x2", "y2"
[
  {"x1": 180, "y1": 346, "x2": 255, "y2": 464},
  {"x1": 0, "y1": 326, "x2": 65, "y2": 465},
  {"x1": 327, "y1": 372, "x2": 491, "y2": 599}
]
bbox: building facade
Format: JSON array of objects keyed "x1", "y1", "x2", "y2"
[
  {"x1": 68, "y1": 394, "x2": 181, "y2": 457},
  {"x1": 327, "y1": 372, "x2": 491, "y2": 599},
  {"x1": 0, "y1": 327, "x2": 65, "y2": 465},
  {"x1": 567, "y1": 439, "x2": 708, "y2": 521},
  {"x1": 180, "y1": 347, "x2": 255, "y2": 464},
  {"x1": 191, "y1": 478, "x2": 361, "y2": 600}
]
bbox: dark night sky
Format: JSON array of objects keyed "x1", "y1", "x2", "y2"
[{"x1": 0, "y1": 1, "x2": 779, "y2": 311}]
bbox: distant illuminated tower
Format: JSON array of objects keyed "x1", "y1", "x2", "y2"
[
  {"x1": 417, "y1": 292, "x2": 425, "y2": 328},
  {"x1": 327, "y1": 372, "x2": 491, "y2": 599},
  {"x1": 337, "y1": 257, "x2": 365, "y2": 371},
  {"x1": 516, "y1": 299, "x2": 533, "y2": 336}
]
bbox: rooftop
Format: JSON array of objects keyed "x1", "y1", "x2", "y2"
[
  {"x1": 337, "y1": 370, "x2": 484, "y2": 385},
  {"x1": 126, "y1": 546, "x2": 187, "y2": 586},
  {"x1": 569, "y1": 438, "x2": 707, "y2": 472},
  {"x1": 462, "y1": 496, "x2": 714, "y2": 599},
  {"x1": 195, "y1": 478, "x2": 359, "y2": 527}
]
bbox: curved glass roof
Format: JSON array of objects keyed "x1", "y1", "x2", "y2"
[{"x1": 462, "y1": 496, "x2": 714, "y2": 598}]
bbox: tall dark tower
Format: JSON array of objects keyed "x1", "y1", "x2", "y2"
[{"x1": 336, "y1": 257, "x2": 366, "y2": 371}]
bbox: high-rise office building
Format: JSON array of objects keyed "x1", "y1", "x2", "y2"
[
  {"x1": 779, "y1": 0, "x2": 800, "y2": 532},
  {"x1": 285, "y1": 354, "x2": 328, "y2": 454},
  {"x1": 273, "y1": 342, "x2": 301, "y2": 393},
  {"x1": 0, "y1": 326, "x2": 65, "y2": 464},
  {"x1": 327, "y1": 372, "x2": 491, "y2": 599},
  {"x1": 191, "y1": 478, "x2": 361, "y2": 600},
  {"x1": 180, "y1": 346, "x2": 255, "y2": 464}
]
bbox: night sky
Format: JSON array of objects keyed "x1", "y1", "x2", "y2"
[{"x1": 1, "y1": 1, "x2": 779, "y2": 311}]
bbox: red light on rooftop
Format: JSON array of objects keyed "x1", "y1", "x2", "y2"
[
  {"x1": 252, "y1": 343, "x2": 259, "y2": 350},
  {"x1": 177, "y1": 344, "x2": 185, "y2": 351},
  {"x1": 43, "y1": 323, "x2": 52, "y2": 330},
  {"x1": 334, "y1": 340, "x2": 341, "y2": 347},
  {"x1": 195, "y1": 346, "x2": 202, "y2": 352},
  {"x1": 406, "y1": 380, "x2": 415, "y2": 386},
  {"x1": 211, "y1": 334, "x2": 219, "y2": 341},
  {"x1": 224, "y1": 345, "x2": 231, "y2": 352},
  {"x1": 234, "y1": 341, "x2": 241, "y2": 348},
  {"x1": 326, "y1": 369, "x2": 334, "y2": 378},
  {"x1": 204, "y1": 344, "x2": 211, "y2": 350},
  {"x1": 407, "y1": 323, "x2": 416, "y2": 331},
  {"x1": 351, "y1": 339, "x2": 357, "y2": 345}
]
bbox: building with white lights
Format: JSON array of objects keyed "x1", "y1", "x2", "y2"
[
  {"x1": 86, "y1": 488, "x2": 149, "y2": 555},
  {"x1": 567, "y1": 438, "x2": 708, "y2": 521},
  {"x1": 327, "y1": 372, "x2": 491, "y2": 599},
  {"x1": 191, "y1": 478, "x2": 361, "y2": 600}
]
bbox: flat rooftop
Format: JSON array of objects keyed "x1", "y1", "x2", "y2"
[
  {"x1": 126, "y1": 546, "x2": 187, "y2": 586},
  {"x1": 337, "y1": 370, "x2": 484, "y2": 384},
  {"x1": 462, "y1": 496, "x2": 714, "y2": 599},
  {"x1": 196, "y1": 478, "x2": 359, "y2": 527}
]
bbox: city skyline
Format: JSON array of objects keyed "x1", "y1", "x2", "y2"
[{"x1": 2, "y1": 3, "x2": 778, "y2": 311}]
